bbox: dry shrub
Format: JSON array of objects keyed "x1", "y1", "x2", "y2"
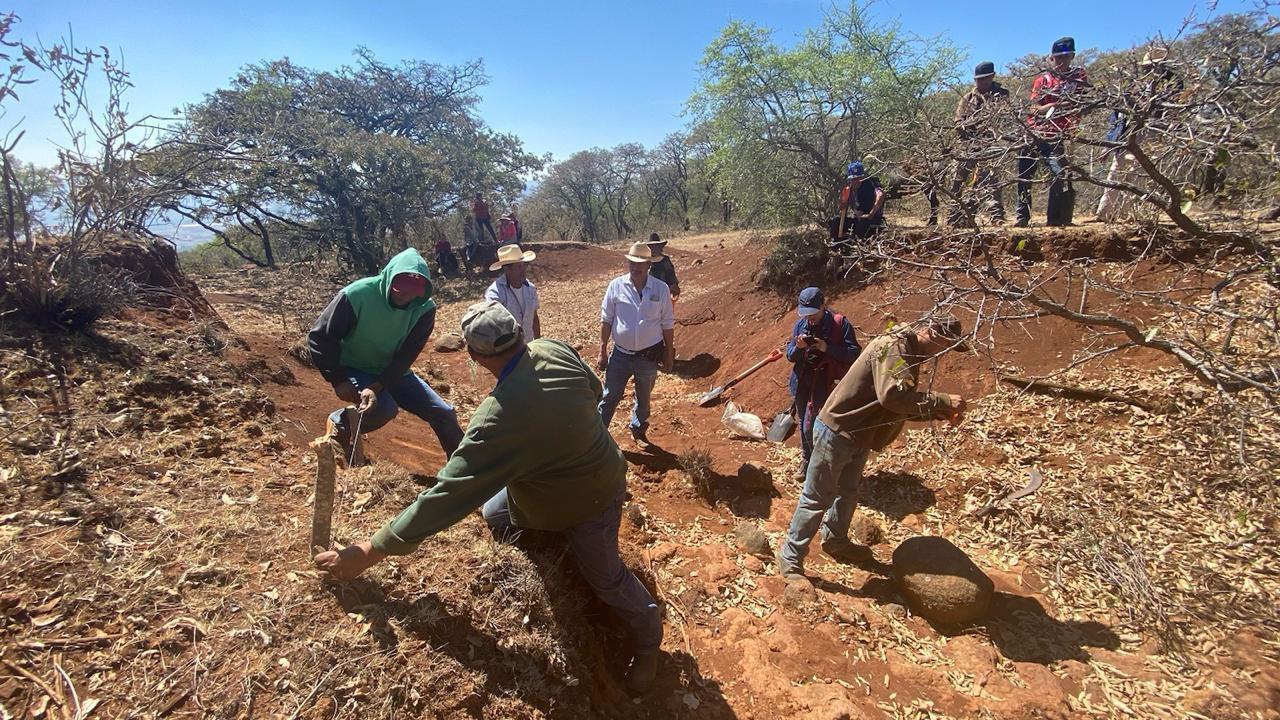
[
  {"x1": 679, "y1": 447, "x2": 715, "y2": 502},
  {"x1": 756, "y1": 228, "x2": 834, "y2": 296},
  {"x1": 2, "y1": 252, "x2": 136, "y2": 331}
]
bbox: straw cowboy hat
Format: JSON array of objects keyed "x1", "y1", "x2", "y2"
[
  {"x1": 624, "y1": 241, "x2": 662, "y2": 263},
  {"x1": 1140, "y1": 46, "x2": 1170, "y2": 67},
  {"x1": 488, "y1": 243, "x2": 536, "y2": 271}
]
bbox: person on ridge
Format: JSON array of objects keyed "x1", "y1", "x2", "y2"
[
  {"x1": 472, "y1": 193, "x2": 498, "y2": 243},
  {"x1": 1016, "y1": 36, "x2": 1090, "y2": 227},
  {"x1": 828, "y1": 161, "x2": 886, "y2": 240},
  {"x1": 308, "y1": 248, "x2": 464, "y2": 462},
  {"x1": 951, "y1": 61, "x2": 1011, "y2": 226}
]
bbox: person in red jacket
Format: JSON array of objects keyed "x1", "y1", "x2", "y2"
[
  {"x1": 1016, "y1": 37, "x2": 1090, "y2": 227},
  {"x1": 472, "y1": 193, "x2": 498, "y2": 243}
]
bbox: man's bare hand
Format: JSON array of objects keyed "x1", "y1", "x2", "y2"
[
  {"x1": 314, "y1": 541, "x2": 387, "y2": 581},
  {"x1": 357, "y1": 387, "x2": 378, "y2": 413},
  {"x1": 947, "y1": 395, "x2": 967, "y2": 426},
  {"x1": 811, "y1": 337, "x2": 829, "y2": 353},
  {"x1": 597, "y1": 347, "x2": 609, "y2": 371},
  {"x1": 660, "y1": 348, "x2": 674, "y2": 373},
  {"x1": 334, "y1": 381, "x2": 360, "y2": 404}
]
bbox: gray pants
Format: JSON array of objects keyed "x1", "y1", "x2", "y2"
[
  {"x1": 780, "y1": 418, "x2": 870, "y2": 572},
  {"x1": 482, "y1": 488, "x2": 663, "y2": 653}
]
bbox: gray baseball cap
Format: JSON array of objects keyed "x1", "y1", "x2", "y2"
[{"x1": 461, "y1": 300, "x2": 522, "y2": 355}]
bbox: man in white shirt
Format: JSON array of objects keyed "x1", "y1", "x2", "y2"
[
  {"x1": 598, "y1": 242, "x2": 675, "y2": 444},
  {"x1": 484, "y1": 244, "x2": 540, "y2": 340}
]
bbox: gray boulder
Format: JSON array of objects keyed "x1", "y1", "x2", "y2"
[
  {"x1": 892, "y1": 536, "x2": 994, "y2": 624},
  {"x1": 433, "y1": 333, "x2": 465, "y2": 352}
]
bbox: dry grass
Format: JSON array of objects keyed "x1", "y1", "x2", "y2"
[{"x1": 0, "y1": 311, "x2": 622, "y2": 718}]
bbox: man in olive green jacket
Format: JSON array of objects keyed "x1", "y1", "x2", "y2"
[
  {"x1": 778, "y1": 315, "x2": 970, "y2": 580},
  {"x1": 315, "y1": 301, "x2": 663, "y2": 694}
]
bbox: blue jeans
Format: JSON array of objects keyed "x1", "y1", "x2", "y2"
[
  {"x1": 328, "y1": 370, "x2": 463, "y2": 456},
  {"x1": 793, "y1": 377, "x2": 833, "y2": 473},
  {"x1": 482, "y1": 488, "x2": 663, "y2": 653},
  {"x1": 780, "y1": 418, "x2": 870, "y2": 572},
  {"x1": 598, "y1": 348, "x2": 658, "y2": 432}
]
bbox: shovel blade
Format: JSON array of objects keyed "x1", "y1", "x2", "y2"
[
  {"x1": 697, "y1": 386, "x2": 725, "y2": 407},
  {"x1": 767, "y1": 412, "x2": 795, "y2": 442}
]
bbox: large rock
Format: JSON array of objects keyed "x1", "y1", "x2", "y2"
[
  {"x1": 891, "y1": 536, "x2": 994, "y2": 624},
  {"x1": 433, "y1": 333, "x2": 465, "y2": 352},
  {"x1": 732, "y1": 522, "x2": 772, "y2": 557}
]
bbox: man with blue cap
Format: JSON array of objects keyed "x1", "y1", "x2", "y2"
[
  {"x1": 828, "y1": 160, "x2": 886, "y2": 240},
  {"x1": 785, "y1": 287, "x2": 861, "y2": 480}
]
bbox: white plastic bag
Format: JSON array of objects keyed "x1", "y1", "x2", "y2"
[{"x1": 721, "y1": 401, "x2": 766, "y2": 440}]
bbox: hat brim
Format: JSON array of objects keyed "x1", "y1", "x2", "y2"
[
  {"x1": 625, "y1": 253, "x2": 659, "y2": 263},
  {"x1": 797, "y1": 306, "x2": 821, "y2": 318},
  {"x1": 974, "y1": 72, "x2": 995, "y2": 78},
  {"x1": 489, "y1": 250, "x2": 536, "y2": 272}
]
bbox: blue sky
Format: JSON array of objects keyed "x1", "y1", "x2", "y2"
[{"x1": 8, "y1": 0, "x2": 1257, "y2": 168}]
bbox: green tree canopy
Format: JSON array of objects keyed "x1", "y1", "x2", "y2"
[
  {"x1": 687, "y1": 1, "x2": 960, "y2": 224},
  {"x1": 152, "y1": 49, "x2": 541, "y2": 272}
]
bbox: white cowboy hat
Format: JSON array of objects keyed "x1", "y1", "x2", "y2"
[
  {"x1": 624, "y1": 241, "x2": 662, "y2": 263},
  {"x1": 488, "y1": 243, "x2": 536, "y2": 271}
]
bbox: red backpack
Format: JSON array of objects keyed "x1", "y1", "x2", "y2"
[{"x1": 816, "y1": 313, "x2": 855, "y2": 385}]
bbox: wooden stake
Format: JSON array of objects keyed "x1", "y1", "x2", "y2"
[{"x1": 310, "y1": 437, "x2": 336, "y2": 553}]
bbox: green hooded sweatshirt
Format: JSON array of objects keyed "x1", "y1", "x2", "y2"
[{"x1": 337, "y1": 248, "x2": 436, "y2": 376}]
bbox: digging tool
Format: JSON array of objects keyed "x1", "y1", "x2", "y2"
[
  {"x1": 766, "y1": 408, "x2": 795, "y2": 443},
  {"x1": 698, "y1": 348, "x2": 783, "y2": 407},
  {"x1": 974, "y1": 466, "x2": 1044, "y2": 518},
  {"x1": 836, "y1": 197, "x2": 850, "y2": 239}
]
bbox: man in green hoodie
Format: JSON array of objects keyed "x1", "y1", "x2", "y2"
[
  {"x1": 307, "y1": 248, "x2": 464, "y2": 459},
  {"x1": 314, "y1": 300, "x2": 664, "y2": 694}
]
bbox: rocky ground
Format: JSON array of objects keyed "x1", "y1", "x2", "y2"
[{"x1": 0, "y1": 228, "x2": 1276, "y2": 718}]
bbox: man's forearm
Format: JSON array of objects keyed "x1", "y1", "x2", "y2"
[{"x1": 600, "y1": 322, "x2": 611, "y2": 349}]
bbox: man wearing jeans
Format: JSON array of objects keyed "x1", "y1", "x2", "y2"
[
  {"x1": 314, "y1": 301, "x2": 663, "y2": 694},
  {"x1": 1015, "y1": 37, "x2": 1090, "y2": 227},
  {"x1": 778, "y1": 315, "x2": 970, "y2": 581},
  {"x1": 308, "y1": 248, "x2": 464, "y2": 462},
  {"x1": 598, "y1": 242, "x2": 675, "y2": 445}
]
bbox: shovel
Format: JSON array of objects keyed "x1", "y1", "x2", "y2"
[
  {"x1": 766, "y1": 408, "x2": 795, "y2": 442},
  {"x1": 698, "y1": 348, "x2": 784, "y2": 407}
]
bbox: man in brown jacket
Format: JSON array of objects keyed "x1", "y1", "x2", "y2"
[
  {"x1": 777, "y1": 315, "x2": 970, "y2": 580},
  {"x1": 950, "y1": 61, "x2": 1010, "y2": 226}
]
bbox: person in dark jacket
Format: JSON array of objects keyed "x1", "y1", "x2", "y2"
[
  {"x1": 785, "y1": 287, "x2": 861, "y2": 480},
  {"x1": 828, "y1": 161, "x2": 886, "y2": 240},
  {"x1": 307, "y1": 248, "x2": 464, "y2": 461},
  {"x1": 645, "y1": 233, "x2": 680, "y2": 301}
]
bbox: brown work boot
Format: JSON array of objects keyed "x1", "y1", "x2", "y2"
[{"x1": 625, "y1": 651, "x2": 659, "y2": 695}]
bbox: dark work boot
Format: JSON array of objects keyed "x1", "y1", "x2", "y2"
[{"x1": 626, "y1": 651, "x2": 659, "y2": 695}]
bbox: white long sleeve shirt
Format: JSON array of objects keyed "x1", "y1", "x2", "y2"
[
  {"x1": 485, "y1": 275, "x2": 539, "y2": 341},
  {"x1": 600, "y1": 274, "x2": 674, "y2": 353}
]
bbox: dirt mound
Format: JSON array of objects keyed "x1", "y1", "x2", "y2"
[{"x1": 95, "y1": 239, "x2": 222, "y2": 323}]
